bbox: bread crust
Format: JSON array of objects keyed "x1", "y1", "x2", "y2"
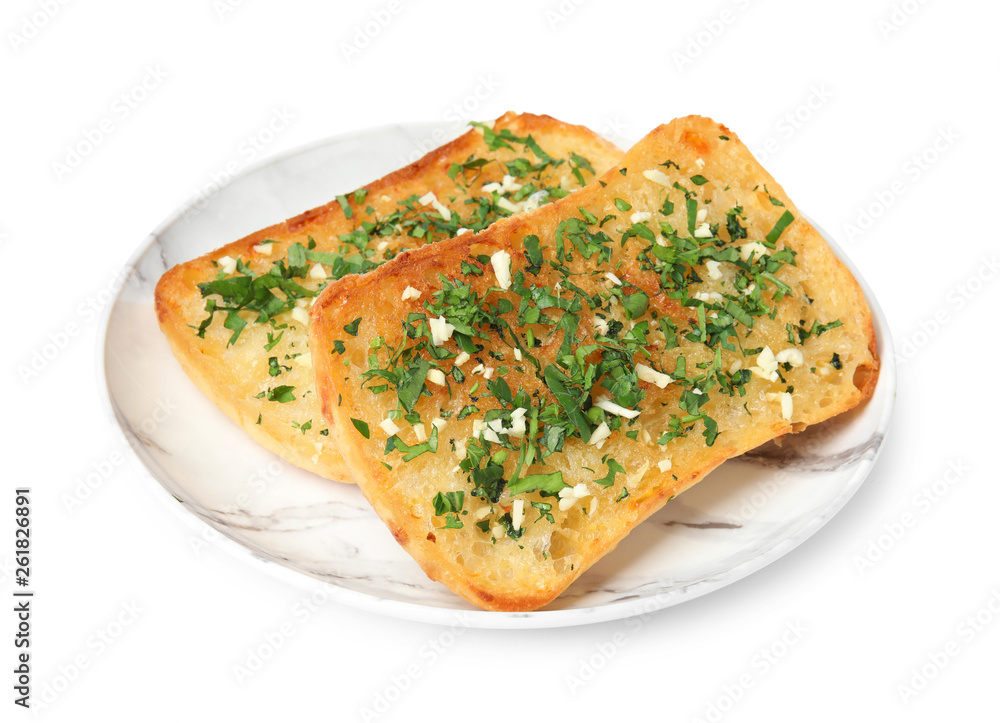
[
  {"x1": 154, "y1": 113, "x2": 623, "y2": 482},
  {"x1": 311, "y1": 116, "x2": 880, "y2": 611}
]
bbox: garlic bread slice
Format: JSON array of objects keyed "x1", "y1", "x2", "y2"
[
  {"x1": 311, "y1": 116, "x2": 878, "y2": 610},
  {"x1": 154, "y1": 113, "x2": 623, "y2": 482}
]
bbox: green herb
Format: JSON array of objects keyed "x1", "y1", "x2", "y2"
[
  {"x1": 397, "y1": 357, "x2": 431, "y2": 413},
  {"x1": 433, "y1": 490, "x2": 465, "y2": 515},
  {"x1": 470, "y1": 462, "x2": 506, "y2": 503},
  {"x1": 222, "y1": 312, "x2": 246, "y2": 346},
  {"x1": 790, "y1": 319, "x2": 843, "y2": 344},
  {"x1": 690, "y1": 175, "x2": 709, "y2": 185},
  {"x1": 499, "y1": 513, "x2": 523, "y2": 540},
  {"x1": 336, "y1": 194, "x2": 353, "y2": 219},
  {"x1": 264, "y1": 330, "x2": 284, "y2": 351},
  {"x1": 457, "y1": 404, "x2": 479, "y2": 420},
  {"x1": 766, "y1": 210, "x2": 794, "y2": 244},
  {"x1": 621, "y1": 290, "x2": 649, "y2": 319},
  {"x1": 288, "y1": 242, "x2": 307, "y2": 268},
  {"x1": 659, "y1": 317, "x2": 678, "y2": 349},
  {"x1": 266, "y1": 385, "x2": 296, "y2": 403},
  {"x1": 570, "y1": 152, "x2": 595, "y2": 185},
  {"x1": 686, "y1": 196, "x2": 698, "y2": 235},
  {"x1": 449, "y1": 157, "x2": 489, "y2": 184},
  {"x1": 543, "y1": 365, "x2": 594, "y2": 443},
  {"x1": 196, "y1": 262, "x2": 316, "y2": 345},
  {"x1": 531, "y1": 501, "x2": 555, "y2": 523},
  {"x1": 386, "y1": 425, "x2": 439, "y2": 461},
  {"x1": 351, "y1": 418, "x2": 370, "y2": 438},
  {"x1": 438, "y1": 513, "x2": 463, "y2": 530},
  {"x1": 594, "y1": 458, "x2": 626, "y2": 487},
  {"x1": 506, "y1": 471, "x2": 567, "y2": 496},
  {"x1": 344, "y1": 317, "x2": 362, "y2": 336},
  {"x1": 523, "y1": 234, "x2": 543, "y2": 272},
  {"x1": 726, "y1": 206, "x2": 747, "y2": 241}
]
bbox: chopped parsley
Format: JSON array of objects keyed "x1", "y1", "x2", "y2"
[
  {"x1": 267, "y1": 357, "x2": 286, "y2": 377},
  {"x1": 766, "y1": 210, "x2": 795, "y2": 244},
  {"x1": 329, "y1": 143, "x2": 839, "y2": 541},
  {"x1": 264, "y1": 330, "x2": 284, "y2": 351},
  {"x1": 594, "y1": 458, "x2": 626, "y2": 488},
  {"x1": 343, "y1": 317, "x2": 362, "y2": 336},
  {"x1": 350, "y1": 418, "x2": 370, "y2": 438},
  {"x1": 433, "y1": 490, "x2": 464, "y2": 515},
  {"x1": 433, "y1": 490, "x2": 464, "y2": 530},
  {"x1": 266, "y1": 386, "x2": 296, "y2": 403}
]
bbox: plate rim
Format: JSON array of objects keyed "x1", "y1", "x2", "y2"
[{"x1": 98, "y1": 122, "x2": 897, "y2": 629}]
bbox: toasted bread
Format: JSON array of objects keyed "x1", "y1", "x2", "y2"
[
  {"x1": 310, "y1": 115, "x2": 879, "y2": 611},
  {"x1": 154, "y1": 113, "x2": 623, "y2": 482}
]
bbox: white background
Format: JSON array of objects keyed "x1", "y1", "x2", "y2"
[{"x1": 4, "y1": 0, "x2": 999, "y2": 720}]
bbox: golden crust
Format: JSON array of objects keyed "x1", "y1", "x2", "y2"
[
  {"x1": 310, "y1": 115, "x2": 879, "y2": 611},
  {"x1": 154, "y1": 113, "x2": 623, "y2": 482}
]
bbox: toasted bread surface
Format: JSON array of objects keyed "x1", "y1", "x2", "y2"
[
  {"x1": 154, "y1": 113, "x2": 623, "y2": 482},
  {"x1": 311, "y1": 116, "x2": 879, "y2": 611}
]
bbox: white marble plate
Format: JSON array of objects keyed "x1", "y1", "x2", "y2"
[{"x1": 100, "y1": 122, "x2": 896, "y2": 629}]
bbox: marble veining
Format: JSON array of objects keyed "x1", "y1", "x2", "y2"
[
  {"x1": 662, "y1": 519, "x2": 743, "y2": 530},
  {"x1": 741, "y1": 433, "x2": 884, "y2": 472},
  {"x1": 99, "y1": 123, "x2": 897, "y2": 628},
  {"x1": 118, "y1": 406, "x2": 169, "y2": 455}
]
